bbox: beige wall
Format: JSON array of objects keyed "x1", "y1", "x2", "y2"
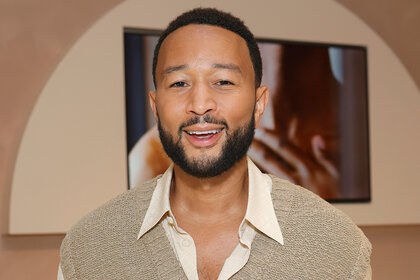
[
  {"x1": 1, "y1": 0, "x2": 419, "y2": 279},
  {"x1": 0, "y1": 1, "x2": 124, "y2": 278},
  {"x1": 337, "y1": 0, "x2": 420, "y2": 90}
]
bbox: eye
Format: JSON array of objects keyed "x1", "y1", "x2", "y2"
[
  {"x1": 216, "y1": 80, "x2": 234, "y2": 86},
  {"x1": 170, "y1": 81, "x2": 188, "y2": 88}
]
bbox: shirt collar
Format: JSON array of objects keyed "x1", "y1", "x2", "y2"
[
  {"x1": 244, "y1": 158, "x2": 284, "y2": 245},
  {"x1": 137, "y1": 158, "x2": 284, "y2": 246},
  {"x1": 137, "y1": 164, "x2": 173, "y2": 239}
]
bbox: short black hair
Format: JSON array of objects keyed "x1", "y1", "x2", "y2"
[{"x1": 152, "y1": 8, "x2": 262, "y2": 88}]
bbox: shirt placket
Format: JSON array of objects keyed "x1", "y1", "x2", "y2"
[{"x1": 167, "y1": 213, "x2": 200, "y2": 280}]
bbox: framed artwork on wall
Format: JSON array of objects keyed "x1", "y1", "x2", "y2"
[{"x1": 124, "y1": 28, "x2": 370, "y2": 202}]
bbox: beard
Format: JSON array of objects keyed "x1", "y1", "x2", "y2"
[{"x1": 157, "y1": 113, "x2": 255, "y2": 178}]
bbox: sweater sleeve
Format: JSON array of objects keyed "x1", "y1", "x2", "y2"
[
  {"x1": 57, "y1": 264, "x2": 64, "y2": 280},
  {"x1": 364, "y1": 265, "x2": 372, "y2": 280},
  {"x1": 350, "y1": 232, "x2": 372, "y2": 279},
  {"x1": 59, "y1": 234, "x2": 77, "y2": 280}
]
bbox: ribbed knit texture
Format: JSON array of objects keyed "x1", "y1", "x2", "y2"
[{"x1": 60, "y1": 175, "x2": 371, "y2": 279}]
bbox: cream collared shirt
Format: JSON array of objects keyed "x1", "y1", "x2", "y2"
[{"x1": 137, "y1": 158, "x2": 283, "y2": 280}]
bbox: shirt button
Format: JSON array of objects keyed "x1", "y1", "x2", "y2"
[
  {"x1": 167, "y1": 216, "x2": 174, "y2": 225},
  {"x1": 182, "y1": 239, "x2": 191, "y2": 247}
]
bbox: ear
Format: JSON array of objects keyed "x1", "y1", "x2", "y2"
[
  {"x1": 254, "y1": 86, "x2": 269, "y2": 129},
  {"x1": 148, "y1": 90, "x2": 158, "y2": 120}
]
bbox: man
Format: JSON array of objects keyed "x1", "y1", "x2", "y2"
[{"x1": 59, "y1": 8, "x2": 371, "y2": 279}]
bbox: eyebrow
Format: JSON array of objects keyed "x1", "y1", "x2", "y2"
[
  {"x1": 163, "y1": 64, "x2": 188, "y2": 75},
  {"x1": 212, "y1": 63, "x2": 242, "y2": 74},
  {"x1": 162, "y1": 63, "x2": 242, "y2": 75}
]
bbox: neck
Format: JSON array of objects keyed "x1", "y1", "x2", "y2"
[{"x1": 170, "y1": 157, "x2": 249, "y2": 221}]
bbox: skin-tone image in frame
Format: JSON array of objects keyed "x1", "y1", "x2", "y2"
[{"x1": 124, "y1": 29, "x2": 370, "y2": 202}]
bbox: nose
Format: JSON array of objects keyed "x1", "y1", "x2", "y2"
[{"x1": 186, "y1": 83, "x2": 217, "y2": 116}]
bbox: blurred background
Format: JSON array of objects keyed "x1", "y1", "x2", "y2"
[{"x1": 1, "y1": 0, "x2": 419, "y2": 279}]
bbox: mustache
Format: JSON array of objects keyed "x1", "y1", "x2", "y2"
[{"x1": 178, "y1": 115, "x2": 229, "y2": 135}]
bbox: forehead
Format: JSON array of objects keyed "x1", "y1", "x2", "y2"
[{"x1": 156, "y1": 24, "x2": 253, "y2": 76}]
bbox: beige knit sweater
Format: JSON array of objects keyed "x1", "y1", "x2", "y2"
[{"x1": 60, "y1": 175, "x2": 371, "y2": 279}]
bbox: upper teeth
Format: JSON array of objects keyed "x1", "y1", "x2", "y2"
[{"x1": 187, "y1": 129, "x2": 221, "y2": 135}]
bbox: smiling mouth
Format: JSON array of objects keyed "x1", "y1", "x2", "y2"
[
  {"x1": 182, "y1": 127, "x2": 224, "y2": 148},
  {"x1": 185, "y1": 129, "x2": 223, "y2": 138}
]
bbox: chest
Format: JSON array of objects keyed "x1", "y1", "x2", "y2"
[
  {"x1": 193, "y1": 227, "x2": 239, "y2": 280},
  {"x1": 178, "y1": 219, "x2": 240, "y2": 280}
]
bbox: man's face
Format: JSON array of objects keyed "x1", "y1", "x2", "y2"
[{"x1": 150, "y1": 24, "x2": 268, "y2": 177}]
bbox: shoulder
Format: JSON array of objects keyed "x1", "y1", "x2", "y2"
[
  {"x1": 269, "y1": 174, "x2": 363, "y2": 229},
  {"x1": 60, "y1": 176, "x2": 160, "y2": 258},
  {"x1": 269, "y1": 175, "x2": 372, "y2": 278},
  {"x1": 60, "y1": 176, "x2": 164, "y2": 279},
  {"x1": 69, "y1": 176, "x2": 159, "y2": 234}
]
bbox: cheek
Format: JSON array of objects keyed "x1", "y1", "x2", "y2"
[
  {"x1": 156, "y1": 96, "x2": 186, "y2": 130},
  {"x1": 217, "y1": 94, "x2": 255, "y2": 125}
]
